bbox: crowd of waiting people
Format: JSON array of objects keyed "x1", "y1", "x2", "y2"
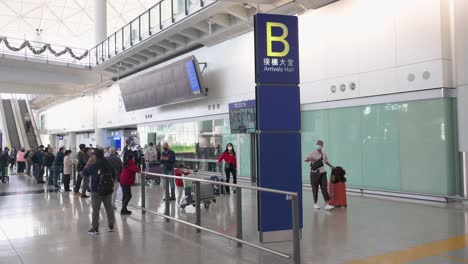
[{"x1": 0, "y1": 141, "x2": 239, "y2": 235}]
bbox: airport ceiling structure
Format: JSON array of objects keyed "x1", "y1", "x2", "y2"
[
  {"x1": 0, "y1": 0, "x2": 162, "y2": 48},
  {"x1": 0, "y1": 0, "x2": 338, "y2": 109}
]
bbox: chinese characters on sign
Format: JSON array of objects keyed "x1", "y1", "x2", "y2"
[{"x1": 262, "y1": 57, "x2": 295, "y2": 73}]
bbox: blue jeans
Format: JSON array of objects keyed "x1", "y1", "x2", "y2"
[
  {"x1": 163, "y1": 167, "x2": 175, "y2": 198},
  {"x1": 50, "y1": 166, "x2": 61, "y2": 187}
]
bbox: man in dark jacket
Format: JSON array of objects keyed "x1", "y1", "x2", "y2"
[
  {"x1": 82, "y1": 148, "x2": 116, "y2": 235},
  {"x1": 44, "y1": 147, "x2": 55, "y2": 186},
  {"x1": 32, "y1": 145, "x2": 45, "y2": 184},
  {"x1": 74, "y1": 144, "x2": 87, "y2": 194},
  {"x1": 161, "y1": 143, "x2": 176, "y2": 201},
  {"x1": 51, "y1": 147, "x2": 65, "y2": 189},
  {"x1": 107, "y1": 147, "x2": 123, "y2": 209}
]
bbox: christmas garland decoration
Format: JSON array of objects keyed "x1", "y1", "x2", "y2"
[{"x1": 0, "y1": 36, "x2": 88, "y2": 61}]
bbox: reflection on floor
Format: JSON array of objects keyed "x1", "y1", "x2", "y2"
[{"x1": 0, "y1": 172, "x2": 467, "y2": 264}]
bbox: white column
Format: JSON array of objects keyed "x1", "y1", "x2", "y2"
[
  {"x1": 94, "y1": 0, "x2": 107, "y2": 44},
  {"x1": 95, "y1": 128, "x2": 108, "y2": 148},
  {"x1": 453, "y1": 0, "x2": 468, "y2": 197},
  {"x1": 48, "y1": 135, "x2": 56, "y2": 150},
  {"x1": 68, "y1": 132, "x2": 77, "y2": 155}
]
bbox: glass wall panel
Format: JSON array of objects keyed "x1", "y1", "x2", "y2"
[
  {"x1": 301, "y1": 98, "x2": 459, "y2": 196},
  {"x1": 301, "y1": 110, "x2": 329, "y2": 184},
  {"x1": 139, "y1": 118, "x2": 251, "y2": 179},
  {"x1": 361, "y1": 104, "x2": 400, "y2": 190}
]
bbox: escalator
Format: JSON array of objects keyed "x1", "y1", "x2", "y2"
[
  {"x1": 18, "y1": 100, "x2": 39, "y2": 147},
  {"x1": 2, "y1": 99, "x2": 21, "y2": 149}
]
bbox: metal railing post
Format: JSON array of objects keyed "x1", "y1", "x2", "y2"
[
  {"x1": 159, "y1": 3, "x2": 163, "y2": 30},
  {"x1": 114, "y1": 32, "x2": 117, "y2": 55},
  {"x1": 164, "y1": 177, "x2": 170, "y2": 222},
  {"x1": 72, "y1": 164, "x2": 76, "y2": 186},
  {"x1": 122, "y1": 28, "x2": 125, "y2": 50},
  {"x1": 291, "y1": 195, "x2": 301, "y2": 264},
  {"x1": 185, "y1": 0, "x2": 188, "y2": 15},
  {"x1": 138, "y1": 16, "x2": 142, "y2": 41},
  {"x1": 195, "y1": 181, "x2": 201, "y2": 233},
  {"x1": 236, "y1": 186, "x2": 243, "y2": 247},
  {"x1": 148, "y1": 9, "x2": 152, "y2": 36},
  {"x1": 141, "y1": 172, "x2": 146, "y2": 214},
  {"x1": 130, "y1": 22, "x2": 133, "y2": 46},
  {"x1": 171, "y1": 0, "x2": 175, "y2": 22}
]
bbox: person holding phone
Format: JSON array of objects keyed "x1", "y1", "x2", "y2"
[
  {"x1": 217, "y1": 143, "x2": 237, "y2": 194},
  {"x1": 305, "y1": 140, "x2": 334, "y2": 210}
]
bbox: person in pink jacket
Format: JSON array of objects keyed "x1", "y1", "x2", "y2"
[{"x1": 16, "y1": 148, "x2": 27, "y2": 174}]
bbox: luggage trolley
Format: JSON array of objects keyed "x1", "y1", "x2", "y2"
[
  {"x1": 181, "y1": 182, "x2": 216, "y2": 209},
  {"x1": 145, "y1": 162, "x2": 162, "y2": 185}
]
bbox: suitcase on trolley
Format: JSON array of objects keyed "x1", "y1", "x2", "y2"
[
  {"x1": 329, "y1": 182, "x2": 347, "y2": 208},
  {"x1": 146, "y1": 162, "x2": 162, "y2": 185},
  {"x1": 210, "y1": 176, "x2": 224, "y2": 196}
]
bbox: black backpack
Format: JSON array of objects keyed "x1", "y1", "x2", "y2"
[
  {"x1": 96, "y1": 160, "x2": 115, "y2": 196},
  {"x1": 44, "y1": 153, "x2": 54, "y2": 167}
]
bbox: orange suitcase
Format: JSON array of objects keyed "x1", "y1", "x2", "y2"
[{"x1": 329, "y1": 182, "x2": 347, "y2": 208}]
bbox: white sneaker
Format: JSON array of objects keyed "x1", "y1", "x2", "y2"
[
  {"x1": 324, "y1": 204, "x2": 334, "y2": 210},
  {"x1": 313, "y1": 204, "x2": 320, "y2": 210}
]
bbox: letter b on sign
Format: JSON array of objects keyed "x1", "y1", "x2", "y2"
[{"x1": 266, "y1": 22, "x2": 290, "y2": 57}]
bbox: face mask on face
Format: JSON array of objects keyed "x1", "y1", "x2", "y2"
[{"x1": 316, "y1": 145, "x2": 322, "y2": 150}]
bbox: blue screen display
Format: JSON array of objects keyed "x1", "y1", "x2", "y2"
[{"x1": 185, "y1": 60, "x2": 201, "y2": 95}]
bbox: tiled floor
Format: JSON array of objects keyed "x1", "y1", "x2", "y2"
[{"x1": 0, "y1": 171, "x2": 467, "y2": 264}]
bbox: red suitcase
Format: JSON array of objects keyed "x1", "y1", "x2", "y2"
[{"x1": 329, "y1": 182, "x2": 347, "y2": 208}]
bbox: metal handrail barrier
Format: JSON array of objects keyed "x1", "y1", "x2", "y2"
[{"x1": 139, "y1": 171, "x2": 301, "y2": 264}]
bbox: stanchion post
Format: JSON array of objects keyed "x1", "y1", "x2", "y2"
[
  {"x1": 236, "y1": 186, "x2": 243, "y2": 247},
  {"x1": 164, "y1": 177, "x2": 170, "y2": 223},
  {"x1": 291, "y1": 195, "x2": 301, "y2": 264},
  {"x1": 72, "y1": 164, "x2": 76, "y2": 186},
  {"x1": 141, "y1": 172, "x2": 146, "y2": 214},
  {"x1": 195, "y1": 181, "x2": 201, "y2": 233}
]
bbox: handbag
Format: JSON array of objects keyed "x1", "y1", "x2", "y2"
[
  {"x1": 225, "y1": 162, "x2": 234, "y2": 170},
  {"x1": 310, "y1": 154, "x2": 324, "y2": 171}
]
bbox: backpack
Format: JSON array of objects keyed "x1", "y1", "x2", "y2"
[
  {"x1": 44, "y1": 153, "x2": 54, "y2": 167},
  {"x1": 96, "y1": 161, "x2": 115, "y2": 196},
  {"x1": 31, "y1": 152, "x2": 38, "y2": 163},
  {"x1": 24, "y1": 151, "x2": 30, "y2": 160}
]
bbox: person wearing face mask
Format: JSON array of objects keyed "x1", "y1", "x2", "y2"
[
  {"x1": 217, "y1": 143, "x2": 237, "y2": 194},
  {"x1": 161, "y1": 142, "x2": 176, "y2": 201},
  {"x1": 305, "y1": 140, "x2": 335, "y2": 210}
]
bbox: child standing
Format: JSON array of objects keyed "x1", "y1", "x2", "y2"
[
  {"x1": 120, "y1": 153, "x2": 140, "y2": 215},
  {"x1": 176, "y1": 164, "x2": 192, "y2": 208}
]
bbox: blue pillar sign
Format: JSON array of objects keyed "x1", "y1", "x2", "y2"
[
  {"x1": 254, "y1": 13, "x2": 303, "y2": 242},
  {"x1": 255, "y1": 14, "x2": 300, "y2": 84}
]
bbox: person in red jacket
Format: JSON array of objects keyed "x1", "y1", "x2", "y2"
[
  {"x1": 217, "y1": 143, "x2": 237, "y2": 194},
  {"x1": 119, "y1": 153, "x2": 140, "y2": 215}
]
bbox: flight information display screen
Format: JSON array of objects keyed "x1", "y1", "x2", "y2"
[
  {"x1": 229, "y1": 100, "x2": 256, "y2": 134},
  {"x1": 119, "y1": 56, "x2": 205, "y2": 111}
]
